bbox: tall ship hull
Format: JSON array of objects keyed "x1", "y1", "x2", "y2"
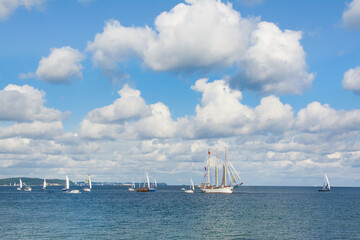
[{"x1": 201, "y1": 186, "x2": 233, "y2": 194}]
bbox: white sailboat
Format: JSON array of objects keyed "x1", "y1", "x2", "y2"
[
  {"x1": 17, "y1": 179, "x2": 22, "y2": 191},
  {"x1": 200, "y1": 148, "x2": 243, "y2": 194},
  {"x1": 62, "y1": 176, "x2": 70, "y2": 191},
  {"x1": 83, "y1": 175, "x2": 92, "y2": 192},
  {"x1": 318, "y1": 173, "x2": 331, "y2": 192},
  {"x1": 128, "y1": 177, "x2": 135, "y2": 191},
  {"x1": 42, "y1": 179, "x2": 46, "y2": 191},
  {"x1": 149, "y1": 177, "x2": 157, "y2": 192},
  {"x1": 184, "y1": 178, "x2": 195, "y2": 193}
]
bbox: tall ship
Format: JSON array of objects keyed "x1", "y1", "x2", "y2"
[{"x1": 200, "y1": 147, "x2": 243, "y2": 194}]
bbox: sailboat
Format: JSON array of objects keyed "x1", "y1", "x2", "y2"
[
  {"x1": 17, "y1": 179, "x2": 22, "y2": 191},
  {"x1": 137, "y1": 171, "x2": 150, "y2": 192},
  {"x1": 149, "y1": 177, "x2": 157, "y2": 192},
  {"x1": 128, "y1": 177, "x2": 135, "y2": 191},
  {"x1": 63, "y1": 175, "x2": 80, "y2": 193},
  {"x1": 184, "y1": 178, "x2": 195, "y2": 193},
  {"x1": 83, "y1": 175, "x2": 92, "y2": 192},
  {"x1": 200, "y1": 148, "x2": 243, "y2": 194},
  {"x1": 42, "y1": 179, "x2": 46, "y2": 191},
  {"x1": 62, "y1": 176, "x2": 70, "y2": 191},
  {"x1": 318, "y1": 173, "x2": 331, "y2": 192}
]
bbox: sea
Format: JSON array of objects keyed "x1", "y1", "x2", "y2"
[{"x1": 0, "y1": 186, "x2": 359, "y2": 240}]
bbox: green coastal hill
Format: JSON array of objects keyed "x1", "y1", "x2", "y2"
[{"x1": 0, "y1": 177, "x2": 74, "y2": 186}]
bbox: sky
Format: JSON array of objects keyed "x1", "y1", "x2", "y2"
[{"x1": 1, "y1": 0, "x2": 360, "y2": 186}]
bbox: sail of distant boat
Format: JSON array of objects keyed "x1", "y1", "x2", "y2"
[
  {"x1": 42, "y1": 179, "x2": 46, "y2": 190},
  {"x1": 318, "y1": 173, "x2": 331, "y2": 192},
  {"x1": 184, "y1": 178, "x2": 195, "y2": 193},
  {"x1": 83, "y1": 175, "x2": 92, "y2": 192},
  {"x1": 17, "y1": 179, "x2": 22, "y2": 190},
  {"x1": 63, "y1": 176, "x2": 69, "y2": 191},
  {"x1": 129, "y1": 177, "x2": 135, "y2": 191}
]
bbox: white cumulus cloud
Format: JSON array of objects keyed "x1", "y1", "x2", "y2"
[
  {"x1": 87, "y1": 0, "x2": 313, "y2": 95},
  {"x1": 0, "y1": 0, "x2": 45, "y2": 20},
  {"x1": 35, "y1": 46, "x2": 85, "y2": 84},
  {"x1": 232, "y1": 21, "x2": 315, "y2": 94},
  {"x1": 342, "y1": 66, "x2": 360, "y2": 93},
  {"x1": 0, "y1": 84, "x2": 64, "y2": 122},
  {"x1": 342, "y1": 0, "x2": 360, "y2": 30}
]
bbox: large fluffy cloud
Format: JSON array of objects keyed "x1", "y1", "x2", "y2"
[
  {"x1": 342, "y1": 66, "x2": 360, "y2": 94},
  {"x1": 79, "y1": 85, "x2": 176, "y2": 140},
  {"x1": 0, "y1": 0, "x2": 45, "y2": 20},
  {"x1": 231, "y1": 21, "x2": 315, "y2": 94},
  {"x1": 35, "y1": 46, "x2": 85, "y2": 84},
  {"x1": 0, "y1": 84, "x2": 64, "y2": 122},
  {"x1": 87, "y1": 0, "x2": 313, "y2": 95},
  {"x1": 342, "y1": 0, "x2": 360, "y2": 30}
]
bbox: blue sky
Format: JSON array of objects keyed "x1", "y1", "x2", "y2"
[{"x1": 1, "y1": 0, "x2": 360, "y2": 186}]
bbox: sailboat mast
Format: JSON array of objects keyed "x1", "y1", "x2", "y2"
[
  {"x1": 215, "y1": 148, "x2": 218, "y2": 187},
  {"x1": 224, "y1": 147, "x2": 227, "y2": 186},
  {"x1": 88, "y1": 175, "x2": 92, "y2": 189},
  {"x1": 207, "y1": 149, "x2": 210, "y2": 186}
]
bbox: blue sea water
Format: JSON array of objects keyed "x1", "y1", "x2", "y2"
[{"x1": 0, "y1": 186, "x2": 359, "y2": 239}]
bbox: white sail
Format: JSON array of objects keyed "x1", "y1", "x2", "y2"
[
  {"x1": 146, "y1": 171, "x2": 150, "y2": 189},
  {"x1": 190, "y1": 178, "x2": 195, "y2": 190},
  {"x1": 43, "y1": 179, "x2": 46, "y2": 189},
  {"x1": 65, "y1": 176, "x2": 69, "y2": 190},
  {"x1": 19, "y1": 179, "x2": 22, "y2": 188},
  {"x1": 324, "y1": 174, "x2": 330, "y2": 190},
  {"x1": 88, "y1": 175, "x2": 92, "y2": 189}
]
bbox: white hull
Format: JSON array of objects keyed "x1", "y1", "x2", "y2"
[
  {"x1": 83, "y1": 188, "x2": 91, "y2": 192},
  {"x1": 128, "y1": 188, "x2": 135, "y2": 192},
  {"x1": 17, "y1": 188, "x2": 22, "y2": 191},
  {"x1": 69, "y1": 190, "x2": 81, "y2": 194},
  {"x1": 24, "y1": 187, "x2": 32, "y2": 191},
  {"x1": 184, "y1": 189, "x2": 194, "y2": 193},
  {"x1": 201, "y1": 186, "x2": 233, "y2": 194}
]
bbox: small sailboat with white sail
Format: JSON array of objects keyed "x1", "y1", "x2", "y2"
[
  {"x1": 318, "y1": 173, "x2": 331, "y2": 192},
  {"x1": 137, "y1": 171, "x2": 150, "y2": 192},
  {"x1": 149, "y1": 177, "x2": 157, "y2": 192},
  {"x1": 42, "y1": 179, "x2": 46, "y2": 191},
  {"x1": 200, "y1": 148, "x2": 243, "y2": 194},
  {"x1": 83, "y1": 175, "x2": 92, "y2": 192},
  {"x1": 184, "y1": 178, "x2": 195, "y2": 193},
  {"x1": 128, "y1": 177, "x2": 135, "y2": 191},
  {"x1": 17, "y1": 179, "x2": 22, "y2": 191},
  {"x1": 62, "y1": 176, "x2": 70, "y2": 191}
]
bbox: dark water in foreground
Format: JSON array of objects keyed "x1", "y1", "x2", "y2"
[{"x1": 0, "y1": 186, "x2": 359, "y2": 239}]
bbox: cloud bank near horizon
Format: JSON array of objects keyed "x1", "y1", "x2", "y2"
[{"x1": 1, "y1": 79, "x2": 358, "y2": 184}]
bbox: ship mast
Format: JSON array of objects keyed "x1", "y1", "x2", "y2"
[
  {"x1": 207, "y1": 148, "x2": 210, "y2": 186},
  {"x1": 215, "y1": 148, "x2": 218, "y2": 187},
  {"x1": 224, "y1": 147, "x2": 227, "y2": 186}
]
